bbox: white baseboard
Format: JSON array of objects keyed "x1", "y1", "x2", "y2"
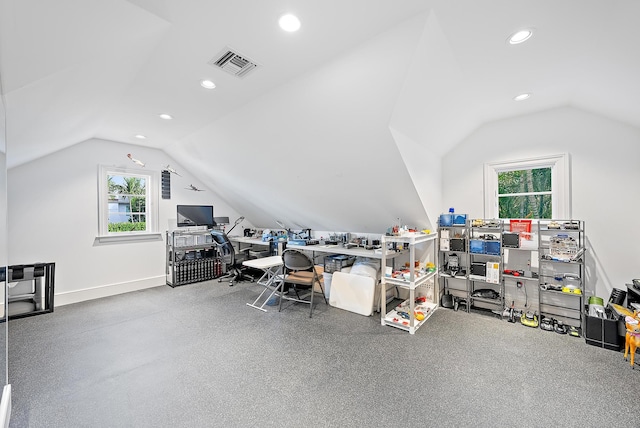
[
  {"x1": 0, "y1": 384, "x2": 11, "y2": 428},
  {"x1": 55, "y1": 276, "x2": 165, "y2": 307}
]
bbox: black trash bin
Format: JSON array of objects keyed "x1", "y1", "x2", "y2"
[{"x1": 608, "y1": 288, "x2": 626, "y2": 306}]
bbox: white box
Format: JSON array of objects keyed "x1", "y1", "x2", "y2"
[{"x1": 440, "y1": 238, "x2": 450, "y2": 251}]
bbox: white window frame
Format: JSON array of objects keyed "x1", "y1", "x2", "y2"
[
  {"x1": 97, "y1": 165, "x2": 160, "y2": 243},
  {"x1": 483, "y1": 153, "x2": 570, "y2": 219}
]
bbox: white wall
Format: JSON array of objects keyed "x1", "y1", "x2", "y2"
[
  {"x1": 7, "y1": 138, "x2": 243, "y2": 305},
  {"x1": 165, "y1": 13, "x2": 433, "y2": 234},
  {"x1": 0, "y1": 150, "x2": 5, "y2": 269},
  {"x1": 442, "y1": 106, "x2": 640, "y2": 299},
  {"x1": 0, "y1": 94, "x2": 6, "y2": 269}
]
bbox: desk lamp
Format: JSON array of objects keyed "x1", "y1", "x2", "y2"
[
  {"x1": 275, "y1": 220, "x2": 292, "y2": 239},
  {"x1": 227, "y1": 216, "x2": 244, "y2": 234}
]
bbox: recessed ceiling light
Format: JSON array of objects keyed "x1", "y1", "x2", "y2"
[
  {"x1": 279, "y1": 14, "x2": 301, "y2": 32},
  {"x1": 514, "y1": 93, "x2": 531, "y2": 101},
  {"x1": 135, "y1": 134, "x2": 146, "y2": 139},
  {"x1": 509, "y1": 29, "x2": 533, "y2": 45},
  {"x1": 159, "y1": 113, "x2": 173, "y2": 120},
  {"x1": 200, "y1": 79, "x2": 216, "y2": 89}
]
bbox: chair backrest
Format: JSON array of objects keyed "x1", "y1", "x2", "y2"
[
  {"x1": 211, "y1": 230, "x2": 235, "y2": 264},
  {"x1": 282, "y1": 249, "x2": 314, "y2": 272}
]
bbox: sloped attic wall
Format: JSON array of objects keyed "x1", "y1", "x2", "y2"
[
  {"x1": 166, "y1": 14, "x2": 433, "y2": 234},
  {"x1": 0, "y1": 0, "x2": 172, "y2": 168},
  {"x1": 389, "y1": 10, "x2": 481, "y2": 226}
]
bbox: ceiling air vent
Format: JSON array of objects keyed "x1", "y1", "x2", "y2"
[{"x1": 209, "y1": 48, "x2": 258, "y2": 78}]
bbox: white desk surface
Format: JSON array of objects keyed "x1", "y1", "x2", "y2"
[
  {"x1": 285, "y1": 243, "x2": 405, "y2": 260},
  {"x1": 242, "y1": 255, "x2": 283, "y2": 269},
  {"x1": 230, "y1": 236, "x2": 406, "y2": 260},
  {"x1": 228, "y1": 236, "x2": 271, "y2": 246}
]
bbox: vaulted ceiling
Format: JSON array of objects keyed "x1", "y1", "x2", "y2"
[{"x1": 1, "y1": 0, "x2": 638, "y2": 231}]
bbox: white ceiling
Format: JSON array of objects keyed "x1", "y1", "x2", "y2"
[
  {"x1": 0, "y1": 0, "x2": 428, "y2": 165},
  {"x1": 1, "y1": 0, "x2": 639, "y2": 230},
  {"x1": 2, "y1": 0, "x2": 639, "y2": 167}
]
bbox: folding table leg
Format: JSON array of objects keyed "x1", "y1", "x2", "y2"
[{"x1": 246, "y1": 267, "x2": 283, "y2": 312}]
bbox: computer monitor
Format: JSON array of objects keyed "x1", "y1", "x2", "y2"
[
  {"x1": 214, "y1": 216, "x2": 230, "y2": 226},
  {"x1": 177, "y1": 205, "x2": 215, "y2": 228}
]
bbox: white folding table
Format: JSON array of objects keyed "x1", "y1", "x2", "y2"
[{"x1": 243, "y1": 255, "x2": 284, "y2": 312}]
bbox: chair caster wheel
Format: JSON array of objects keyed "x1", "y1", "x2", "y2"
[{"x1": 229, "y1": 282, "x2": 234, "y2": 287}]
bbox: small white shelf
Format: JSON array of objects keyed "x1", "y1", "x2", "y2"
[
  {"x1": 383, "y1": 300, "x2": 437, "y2": 333},
  {"x1": 380, "y1": 233, "x2": 438, "y2": 334},
  {"x1": 502, "y1": 274, "x2": 538, "y2": 282},
  {"x1": 383, "y1": 270, "x2": 437, "y2": 289},
  {"x1": 438, "y1": 272, "x2": 467, "y2": 279}
]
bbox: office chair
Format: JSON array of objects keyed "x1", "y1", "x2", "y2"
[
  {"x1": 278, "y1": 248, "x2": 327, "y2": 318},
  {"x1": 211, "y1": 230, "x2": 253, "y2": 286}
]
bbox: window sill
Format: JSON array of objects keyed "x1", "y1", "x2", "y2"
[{"x1": 94, "y1": 233, "x2": 163, "y2": 245}]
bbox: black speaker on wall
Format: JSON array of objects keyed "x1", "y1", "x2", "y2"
[{"x1": 161, "y1": 170, "x2": 171, "y2": 199}]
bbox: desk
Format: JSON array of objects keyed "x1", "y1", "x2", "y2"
[
  {"x1": 230, "y1": 237, "x2": 407, "y2": 262},
  {"x1": 244, "y1": 255, "x2": 284, "y2": 312},
  {"x1": 228, "y1": 236, "x2": 287, "y2": 256},
  {"x1": 284, "y1": 243, "x2": 406, "y2": 264},
  {"x1": 287, "y1": 244, "x2": 406, "y2": 315},
  {"x1": 228, "y1": 236, "x2": 267, "y2": 246}
]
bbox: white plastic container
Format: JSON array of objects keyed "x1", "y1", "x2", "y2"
[
  {"x1": 323, "y1": 272, "x2": 333, "y2": 299},
  {"x1": 588, "y1": 303, "x2": 605, "y2": 318}
]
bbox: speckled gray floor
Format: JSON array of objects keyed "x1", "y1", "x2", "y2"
[{"x1": 7, "y1": 280, "x2": 640, "y2": 427}]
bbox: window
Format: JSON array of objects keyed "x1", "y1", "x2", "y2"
[
  {"x1": 498, "y1": 167, "x2": 551, "y2": 219},
  {"x1": 484, "y1": 154, "x2": 570, "y2": 219},
  {"x1": 98, "y1": 165, "x2": 159, "y2": 239}
]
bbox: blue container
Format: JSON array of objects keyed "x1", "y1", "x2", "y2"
[
  {"x1": 439, "y1": 214, "x2": 454, "y2": 227},
  {"x1": 469, "y1": 240, "x2": 486, "y2": 254},
  {"x1": 453, "y1": 214, "x2": 467, "y2": 225},
  {"x1": 485, "y1": 241, "x2": 501, "y2": 255}
]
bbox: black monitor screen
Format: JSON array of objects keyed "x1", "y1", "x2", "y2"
[
  {"x1": 214, "y1": 216, "x2": 230, "y2": 225},
  {"x1": 177, "y1": 205, "x2": 215, "y2": 228}
]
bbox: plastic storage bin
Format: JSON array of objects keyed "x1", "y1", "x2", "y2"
[
  {"x1": 323, "y1": 272, "x2": 333, "y2": 298},
  {"x1": 469, "y1": 240, "x2": 486, "y2": 254},
  {"x1": 584, "y1": 308, "x2": 624, "y2": 351},
  {"x1": 485, "y1": 241, "x2": 501, "y2": 255},
  {"x1": 324, "y1": 254, "x2": 355, "y2": 273},
  {"x1": 439, "y1": 214, "x2": 453, "y2": 227},
  {"x1": 453, "y1": 214, "x2": 467, "y2": 225}
]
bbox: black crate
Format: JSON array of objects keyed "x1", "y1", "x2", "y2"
[
  {"x1": 450, "y1": 238, "x2": 466, "y2": 252},
  {"x1": 584, "y1": 311, "x2": 624, "y2": 351},
  {"x1": 470, "y1": 262, "x2": 486, "y2": 277},
  {"x1": 502, "y1": 232, "x2": 520, "y2": 248}
]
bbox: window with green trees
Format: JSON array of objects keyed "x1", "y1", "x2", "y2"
[
  {"x1": 98, "y1": 165, "x2": 158, "y2": 238},
  {"x1": 484, "y1": 154, "x2": 570, "y2": 220},
  {"x1": 107, "y1": 175, "x2": 147, "y2": 232},
  {"x1": 498, "y1": 168, "x2": 552, "y2": 219}
]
